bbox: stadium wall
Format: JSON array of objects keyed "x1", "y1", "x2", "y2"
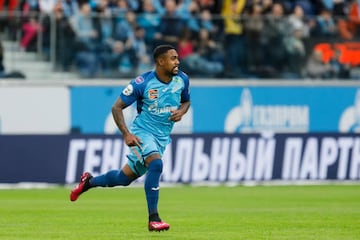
[
  {"x1": 0, "y1": 133, "x2": 359, "y2": 184},
  {"x1": 0, "y1": 79, "x2": 359, "y2": 184}
]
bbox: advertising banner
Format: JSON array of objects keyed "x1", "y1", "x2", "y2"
[
  {"x1": 0, "y1": 133, "x2": 359, "y2": 184},
  {"x1": 70, "y1": 86, "x2": 360, "y2": 134},
  {"x1": 0, "y1": 87, "x2": 70, "y2": 134},
  {"x1": 0, "y1": 85, "x2": 358, "y2": 134}
]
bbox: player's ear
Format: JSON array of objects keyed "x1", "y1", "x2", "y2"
[{"x1": 157, "y1": 56, "x2": 166, "y2": 66}]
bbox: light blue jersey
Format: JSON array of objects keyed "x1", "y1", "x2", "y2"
[{"x1": 120, "y1": 70, "x2": 190, "y2": 176}]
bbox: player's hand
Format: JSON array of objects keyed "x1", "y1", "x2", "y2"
[
  {"x1": 169, "y1": 109, "x2": 184, "y2": 122},
  {"x1": 123, "y1": 132, "x2": 142, "y2": 149}
]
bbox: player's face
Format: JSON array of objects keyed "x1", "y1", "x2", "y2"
[{"x1": 164, "y1": 49, "x2": 180, "y2": 76}]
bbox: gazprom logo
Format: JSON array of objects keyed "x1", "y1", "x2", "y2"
[
  {"x1": 339, "y1": 89, "x2": 360, "y2": 133},
  {"x1": 225, "y1": 88, "x2": 309, "y2": 133}
]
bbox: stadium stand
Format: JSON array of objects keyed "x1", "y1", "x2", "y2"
[{"x1": 0, "y1": 0, "x2": 359, "y2": 80}]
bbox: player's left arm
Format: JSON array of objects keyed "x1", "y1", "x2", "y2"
[
  {"x1": 169, "y1": 73, "x2": 191, "y2": 122},
  {"x1": 169, "y1": 100, "x2": 190, "y2": 122}
]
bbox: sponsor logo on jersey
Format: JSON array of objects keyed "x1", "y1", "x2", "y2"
[
  {"x1": 135, "y1": 76, "x2": 144, "y2": 84},
  {"x1": 149, "y1": 89, "x2": 158, "y2": 99},
  {"x1": 122, "y1": 84, "x2": 133, "y2": 96}
]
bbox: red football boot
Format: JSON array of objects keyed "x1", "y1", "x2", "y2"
[
  {"x1": 148, "y1": 221, "x2": 170, "y2": 232},
  {"x1": 70, "y1": 172, "x2": 93, "y2": 202}
]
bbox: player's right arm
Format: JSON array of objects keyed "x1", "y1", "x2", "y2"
[{"x1": 112, "y1": 97, "x2": 142, "y2": 148}]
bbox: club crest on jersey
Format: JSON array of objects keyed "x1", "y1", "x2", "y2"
[
  {"x1": 135, "y1": 76, "x2": 144, "y2": 84},
  {"x1": 122, "y1": 84, "x2": 133, "y2": 96},
  {"x1": 149, "y1": 89, "x2": 158, "y2": 99}
]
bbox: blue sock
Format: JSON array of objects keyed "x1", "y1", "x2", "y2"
[
  {"x1": 90, "y1": 170, "x2": 133, "y2": 187},
  {"x1": 145, "y1": 159, "x2": 163, "y2": 216}
]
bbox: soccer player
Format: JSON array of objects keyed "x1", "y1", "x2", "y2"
[{"x1": 70, "y1": 45, "x2": 191, "y2": 232}]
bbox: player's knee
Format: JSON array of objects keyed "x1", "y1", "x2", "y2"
[{"x1": 148, "y1": 159, "x2": 163, "y2": 173}]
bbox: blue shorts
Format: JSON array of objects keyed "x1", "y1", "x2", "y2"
[{"x1": 127, "y1": 129, "x2": 168, "y2": 177}]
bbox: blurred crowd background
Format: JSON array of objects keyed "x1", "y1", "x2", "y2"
[{"x1": 1, "y1": 0, "x2": 360, "y2": 80}]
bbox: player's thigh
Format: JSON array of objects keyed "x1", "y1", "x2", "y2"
[{"x1": 121, "y1": 163, "x2": 138, "y2": 179}]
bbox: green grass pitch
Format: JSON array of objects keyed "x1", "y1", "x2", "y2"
[{"x1": 0, "y1": 184, "x2": 359, "y2": 240}]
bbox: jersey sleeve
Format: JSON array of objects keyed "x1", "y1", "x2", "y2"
[
  {"x1": 119, "y1": 76, "x2": 146, "y2": 106},
  {"x1": 180, "y1": 72, "x2": 190, "y2": 103}
]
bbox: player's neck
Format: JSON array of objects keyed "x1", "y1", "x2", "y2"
[{"x1": 155, "y1": 70, "x2": 172, "y2": 83}]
